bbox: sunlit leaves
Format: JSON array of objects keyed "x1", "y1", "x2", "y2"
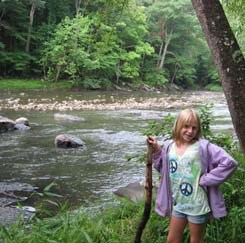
[
  {"x1": 41, "y1": 2, "x2": 153, "y2": 87},
  {"x1": 221, "y1": 0, "x2": 245, "y2": 30}
]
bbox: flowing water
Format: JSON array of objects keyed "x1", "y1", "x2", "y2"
[{"x1": 0, "y1": 90, "x2": 232, "y2": 212}]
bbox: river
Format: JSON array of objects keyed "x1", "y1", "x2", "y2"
[{"x1": 0, "y1": 90, "x2": 232, "y2": 213}]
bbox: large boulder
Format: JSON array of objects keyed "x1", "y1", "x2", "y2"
[
  {"x1": 15, "y1": 117, "x2": 30, "y2": 131},
  {"x1": 0, "y1": 182, "x2": 35, "y2": 196},
  {"x1": 0, "y1": 182, "x2": 35, "y2": 225},
  {"x1": 0, "y1": 207, "x2": 21, "y2": 225},
  {"x1": 114, "y1": 182, "x2": 146, "y2": 202},
  {"x1": 0, "y1": 182, "x2": 36, "y2": 225},
  {"x1": 0, "y1": 116, "x2": 30, "y2": 133},
  {"x1": 55, "y1": 134, "x2": 84, "y2": 148},
  {"x1": 0, "y1": 116, "x2": 16, "y2": 133}
]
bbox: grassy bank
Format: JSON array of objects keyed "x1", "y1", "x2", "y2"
[
  {"x1": 0, "y1": 151, "x2": 244, "y2": 243},
  {"x1": 0, "y1": 78, "x2": 222, "y2": 92},
  {"x1": 0, "y1": 79, "x2": 74, "y2": 90}
]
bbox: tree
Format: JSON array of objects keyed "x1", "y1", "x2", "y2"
[
  {"x1": 145, "y1": 0, "x2": 210, "y2": 88},
  {"x1": 191, "y1": 0, "x2": 245, "y2": 153},
  {"x1": 41, "y1": 2, "x2": 153, "y2": 88},
  {"x1": 25, "y1": 0, "x2": 45, "y2": 52},
  {"x1": 0, "y1": 0, "x2": 30, "y2": 75},
  {"x1": 74, "y1": 0, "x2": 82, "y2": 15}
]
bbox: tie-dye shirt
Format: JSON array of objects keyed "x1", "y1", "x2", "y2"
[{"x1": 169, "y1": 142, "x2": 210, "y2": 215}]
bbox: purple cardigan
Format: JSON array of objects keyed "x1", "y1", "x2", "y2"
[{"x1": 153, "y1": 139, "x2": 238, "y2": 218}]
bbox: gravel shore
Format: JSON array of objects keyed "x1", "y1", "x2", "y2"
[{"x1": 0, "y1": 91, "x2": 225, "y2": 111}]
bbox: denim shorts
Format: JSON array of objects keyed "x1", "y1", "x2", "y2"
[{"x1": 172, "y1": 210, "x2": 209, "y2": 224}]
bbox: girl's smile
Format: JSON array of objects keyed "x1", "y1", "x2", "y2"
[{"x1": 180, "y1": 123, "x2": 198, "y2": 143}]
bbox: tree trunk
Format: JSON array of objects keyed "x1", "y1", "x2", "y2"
[
  {"x1": 134, "y1": 144, "x2": 153, "y2": 243},
  {"x1": 75, "y1": 0, "x2": 82, "y2": 15},
  {"x1": 157, "y1": 41, "x2": 164, "y2": 67},
  {"x1": 191, "y1": 0, "x2": 245, "y2": 153},
  {"x1": 55, "y1": 65, "x2": 61, "y2": 82},
  {"x1": 158, "y1": 37, "x2": 170, "y2": 69},
  {"x1": 26, "y1": 4, "x2": 35, "y2": 52},
  {"x1": 171, "y1": 62, "x2": 180, "y2": 84},
  {"x1": 159, "y1": 30, "x2": 172, "y2": 69}
]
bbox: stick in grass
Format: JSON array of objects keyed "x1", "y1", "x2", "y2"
[{"x1": 134, "y1": 143, "x2": 153, "y2": 243}]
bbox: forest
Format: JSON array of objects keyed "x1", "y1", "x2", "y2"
[{"x1": 0, "y1": 0, "x2": 244, "y2": 90}]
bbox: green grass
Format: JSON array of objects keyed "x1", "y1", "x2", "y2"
[
  {"x1": 0, "y1": 198, "x2": 244, "y2": 242},
  {"x1": 205, "y1": 83, "x2": 223, "y2": 91},
  {"x1": 0, "y1": 79, "x2": 74, "y2": 90}
]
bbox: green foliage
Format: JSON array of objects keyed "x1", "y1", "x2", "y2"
[
  {"x1": 30, "y1": 181, "x2": 67, "y2": 218},
  {"x1": 205, "y1": 84, "x2": 223, "y2": 92},
  {"x1": 81, "y1": 77, "x2": 113, "y2": 89},
  {"x1": 205, "y1": 151, "x2": 245, "y2": 242},
  {"x1": 221, "y1": 0, "x2": 245, "y2": 56},
  {"x1": 0, "y1": 50, "x2": 34, "y2": 76},
  {"x1": 143, "y1": 113, "x2": 175, "y2": 140},
  {"x1": 198, "y1": 104, "x2": 239, "y2": 151},
  {"x1": 142, "y1": 64, "x2": 169, "y2": 87},
  {"x1": 194, "y1": 51, "x2": 221, "y2": 89},
  {"x1": 0, "y1": 0, "x2": 244, "y2": 89},
  {"x1": 144, "y1": 0, "x2": 215, "y2": 88},
  {"x1": 41, "y1": 4, "x2": 153, "y2": 88},
  {"x1": 222, "y1": 0, "x2": 245, "y2": 33},
  {"x1": 198, "y1": 103, "x2": 214, "y2": 137}
]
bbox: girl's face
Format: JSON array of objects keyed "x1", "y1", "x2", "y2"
[{"x1": 180, "y1": 120, "x2": 198, "y2": 144}]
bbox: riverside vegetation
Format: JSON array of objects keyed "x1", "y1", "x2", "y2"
[
  {"x1": 0, "y1": 105, "x2": 244, "y2": 242},
  {"x1": 0, "y1": 79, "x2": 74, "y2": 90},
  {"x1": 1, "y1": 0, "x2": 244, "y2": 91}
]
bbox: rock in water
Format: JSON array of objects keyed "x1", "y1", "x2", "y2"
[
  {"x1": 0, "y1": 117, "x2": 16, "y2": 133},
  {"x1": 14, "y1": 123, "x2": 31, "y2": 131},
  {"x1": 55, "y1": 134, "x2": 84, "y2": 148},
  {"x1": 15, "y1": 117, "x2": 30, "y2": 126}
]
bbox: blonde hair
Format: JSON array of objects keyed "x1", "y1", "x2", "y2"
[{"x1": 173, "y1": 109, "x2": 201, "y2": 144}]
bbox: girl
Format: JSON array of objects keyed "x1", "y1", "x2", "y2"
[{"x1": 147, "y1": 109, "x2": 237, "y2": 243}]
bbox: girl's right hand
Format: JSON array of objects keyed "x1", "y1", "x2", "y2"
[{"x1": 147, "y1": 136, "x2": 161, "y2": 153}]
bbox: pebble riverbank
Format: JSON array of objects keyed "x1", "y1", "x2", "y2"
[{"x1": 0, "y1": 91, "x2": 225, "y2": 111}]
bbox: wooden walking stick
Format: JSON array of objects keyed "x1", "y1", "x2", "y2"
[{"x1": 134, "y1": 143, "x2": 153, "y2": 243}]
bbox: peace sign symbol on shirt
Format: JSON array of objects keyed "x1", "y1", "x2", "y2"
[
  {"x1": 169, "y1": 159, "x2": 178, "y2": 173},
  {"x1": 179, "y1": 182, "x2": 193, "y2": 196}
]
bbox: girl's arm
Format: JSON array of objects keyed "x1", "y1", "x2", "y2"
[
  {"x1": 199, "y1": 143, "x2": 238, "y2": 187},
  {"x1": 152, "y1": 149, "x2": 163, "y2": 173}
]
